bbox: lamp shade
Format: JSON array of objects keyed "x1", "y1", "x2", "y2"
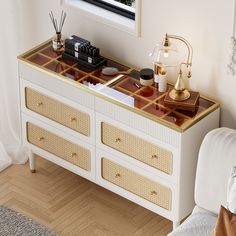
[{"x1": 149, "y1": 42, "x2": 180, "y2": 68}]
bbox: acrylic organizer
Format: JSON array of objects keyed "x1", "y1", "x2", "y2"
[{"x1": 19, "y1": 40, "x2": 219, "y2": 132}]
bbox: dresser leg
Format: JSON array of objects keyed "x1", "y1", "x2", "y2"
[
  {"x1": 173, "y1": 221, "x2": 180, "y2": 229},
  {"x1": 29, "y1": 151, "x2": 36, "y2": 173}
]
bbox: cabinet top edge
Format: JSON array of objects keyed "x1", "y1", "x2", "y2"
[{"x1": 18, "y1": 39, "x2": 220, "y2": 133}]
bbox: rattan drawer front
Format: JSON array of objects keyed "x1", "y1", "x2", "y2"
[
  {"x1": 101, "y1": 123, "x2": 173, "y2": 174},
  {"x1": 102, "y1": 158, "x2": 171, "y2": 210},
  {"x1": 25, "y1": 88, "x2": 90, "y2": 136},
  {"x1": 27, "y1": 122, "x2": 91, "y2": 171}
]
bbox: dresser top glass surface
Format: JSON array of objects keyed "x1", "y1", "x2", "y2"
[{"x1": 18, "y1": 41, "x2": 219, "y2": 132}]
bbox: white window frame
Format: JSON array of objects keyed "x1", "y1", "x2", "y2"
[{"x1": 61, "y1": 0, "x2": 141, "y2": 37}]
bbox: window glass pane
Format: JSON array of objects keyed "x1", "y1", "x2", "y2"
[
  {"x1": 103, "y1": 0, "x2": 135, "y2": 9},
  {"x1": 82, "y1": 0, "x2": 135, "y2": 20}
]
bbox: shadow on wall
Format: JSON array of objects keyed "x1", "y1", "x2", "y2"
[{"x1": 220, "y1": 108, "x2": 236, "y2": 129}]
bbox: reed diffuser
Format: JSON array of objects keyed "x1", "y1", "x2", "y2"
[{"x1": 49, "y1": 10, "x2": 66, "y2": 51}]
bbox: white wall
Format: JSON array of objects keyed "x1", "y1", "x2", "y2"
[{"x1": 20, "y1": 0, "x2": 236, "y2": 128}]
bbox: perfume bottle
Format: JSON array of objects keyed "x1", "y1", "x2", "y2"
[{"x1": 52, "y1": 32, "x2": 64, "y2": 52}]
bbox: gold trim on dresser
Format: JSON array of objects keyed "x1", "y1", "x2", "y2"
[{"x1": 18, "y1": 39, "x2": 219, "y2": 132}]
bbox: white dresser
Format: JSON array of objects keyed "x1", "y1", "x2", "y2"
[{"x1": 18, "y1": 40, "x2": 220, "y2": 228}]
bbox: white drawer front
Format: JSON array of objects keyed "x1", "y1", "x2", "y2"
[
  {"x1": 102, "y1": 158, "x2": 172, "y2": 210},
  {"x1": 27, "y1": 122, "x2": 91, "y2": 171},
  {"x1": 21, "y1": 114, "x2": 96, "y2": 182},
  {"x1": 96, "y1": 149, "x2": 176, "y2": 221},
  {"x1": 101, "y1": 122, "x2": 173, "y2": 175},
  {"x1": 20, "y1": 79, "x2": 95, "y2": 145},
  {"x1": 25, "y1": 87, "x2": 90, "y2": 137}
]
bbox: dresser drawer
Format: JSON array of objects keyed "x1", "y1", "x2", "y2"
[
  {"x1": 25, "y1": 87, "x2": 90, "y2": 136},
  {"x1": 27, "y1": 122, "x2": 91, "y2": 171},
  {"x1": 102, "y1": 158, "x2": 171, "y2": 210},
  {"x1": 101, "y1": 122, "x2": 173, "y2": 174}
]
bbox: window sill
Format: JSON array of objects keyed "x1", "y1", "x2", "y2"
[{"x1": 61, "y1": 0, "x2": 141, "y2": 37}]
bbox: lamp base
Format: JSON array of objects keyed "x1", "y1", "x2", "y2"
[{"x1": 169, "y1": 88, "x2": 190, "y2": 101}]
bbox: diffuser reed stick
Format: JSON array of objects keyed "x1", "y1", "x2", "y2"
[{"x1": 49, "y1": 10, "x2": 67, "y2": 51}]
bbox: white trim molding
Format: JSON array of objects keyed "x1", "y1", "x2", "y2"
[{"x1": 61, "y1": 0, "x2": 141, "y2": 37}]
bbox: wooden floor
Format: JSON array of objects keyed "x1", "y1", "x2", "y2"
[{"x1": 0, "y1": 156, "x2": 172, "y2": 236}]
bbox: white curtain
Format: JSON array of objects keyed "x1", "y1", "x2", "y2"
[{"x1": 0, "y1": 1, "x2": 28, "y2": 171}]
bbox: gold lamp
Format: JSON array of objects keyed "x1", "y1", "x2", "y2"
[{"x1": 162, "y1": 33, "x2": 193, "y2": 101}]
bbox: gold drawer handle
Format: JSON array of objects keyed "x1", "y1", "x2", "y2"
[
  {"x1": 152, "y1": 154, "x2": 159, "y2": 159},
  {"x1": 70, "y1": 152, "x2": 77, "y2": 157},
  {"x1": 70, "y1": 117, "x2": 77, "y2": 122},
  {"x1": 151, "y1": 190, "x2": 157, "y2": 196},
  {"x1": 36, "y1": 102, "x2": 43, "y2": 107},
  {"x1": 115, "y1": 173, "x2": 121, "y2": 178},
  {"x1": 38, "y1": 137, "x2": 44, "y2": 141},
  {"x1": 115, "y1": 138, "x2": 121, "y2": 143}
]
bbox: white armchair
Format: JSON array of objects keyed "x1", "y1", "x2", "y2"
[{"x1": 168, "y1": 127, "x2": 236, "y2": 236}]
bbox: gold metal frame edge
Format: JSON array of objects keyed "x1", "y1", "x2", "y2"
[{"x1": 17, "y1": 39, "x2": 220, "y2": 133}]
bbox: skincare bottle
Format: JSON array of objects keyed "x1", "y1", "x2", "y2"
[
  {"x1": 158, "y1": 70, "x2": 167, "y2": 92},
  {"x1": 154, "y1": 64, "x2": 161, "y2": 87}
]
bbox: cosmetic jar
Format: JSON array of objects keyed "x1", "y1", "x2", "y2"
[{"x1": 140, "y1": 68, "x2": 154, "y2": 86}]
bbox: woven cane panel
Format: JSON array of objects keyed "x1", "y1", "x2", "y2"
[
  {"x1": 102, "y1": 158, "x2": 171, "y2": 210},
  {"x1": 101, "y1": 123, "x2": 173, "y2": 174},
  {"x1": 25, "y1": 88, "x2": 90, "y2": 136},
  {"x1": 27, "y1": 122, "x2": 91, "y2": 171}
]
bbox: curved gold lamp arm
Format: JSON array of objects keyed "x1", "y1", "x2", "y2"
[
  {"x1": 165, "y1": 33, "x2": 193, "y2": 69},
  {"x1": 162, "y1": 33, "x2": 193, "y2": 101}
]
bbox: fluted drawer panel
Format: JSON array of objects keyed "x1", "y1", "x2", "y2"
[
  {"x1": 101, "y1": 122, "x2": 173, "y2": 174},
  {"x1": 25, "y1": 87, "x2": 90, "y2": 136},
  {"x1": 102, "y1": 158, "x2": 171, "y2": 210},
  {"x1": 27, "y1": 122, "x2": 91, "y2": 171}
]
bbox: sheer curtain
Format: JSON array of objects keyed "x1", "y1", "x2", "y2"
[{"x1": 0, "y1": 1, "x2": 28, "y2": 171}]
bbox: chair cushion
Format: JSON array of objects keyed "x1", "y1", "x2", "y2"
[
  {"x1": 168, "y1": 206, "x2": 217, "y2": 236},
  {"x1": 195, "y1": 128, "x2": 236, "y2": 214}
]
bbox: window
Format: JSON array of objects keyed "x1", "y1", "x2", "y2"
[
  {"x1": 82, "y1": 0, "x2": 135, "y2": 20},
  {"x1": 62, "y1": 0, "x2": 141, "y2": 36}
]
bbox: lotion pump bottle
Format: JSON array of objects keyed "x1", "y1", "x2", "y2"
[{"x1": 154, "y1": 64, "x2": 160, "y2": 87}]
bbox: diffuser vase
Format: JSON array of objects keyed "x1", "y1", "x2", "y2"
[{"x1": 52, "y1": 33, "x2": 64, "y2": 52}]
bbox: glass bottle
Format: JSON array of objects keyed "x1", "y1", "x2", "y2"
[{"x1": 52, "y1": 32, "x2": 64, "y2": 52}]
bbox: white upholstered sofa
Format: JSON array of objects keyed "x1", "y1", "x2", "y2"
[{"x1": 168, "y1": 127, "x2": 236, "y2": 236}]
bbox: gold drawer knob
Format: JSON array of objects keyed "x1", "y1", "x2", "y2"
[
  {"x1": 152, "y1": 154, "x2": 159, "y2": 159},
  {"x1": 36, "y1": 102, "x2": 43, "y2": 107},
  {"x1": 151, "y1": 190, "x2": 157, "y2": 196},
  {"x1": 38, "y1": 137, "x2": 44, "y2": 141},
  {"x1": 115, "y1": 173, "x2": 121, "y2": 178},
  {"x1": 115, "y1": 138, "x2": 121, "y2": 143},
  {"x1": 70, "y1": 152, "x2": 77, "y2": 157},
  {"x1": 70, "y1": 117, "x2": 77, "y2": 122}
]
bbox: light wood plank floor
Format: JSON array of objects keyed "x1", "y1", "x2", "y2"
[{"x1": 0, "y1": 156, "x2": 172, "y2": 236}]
